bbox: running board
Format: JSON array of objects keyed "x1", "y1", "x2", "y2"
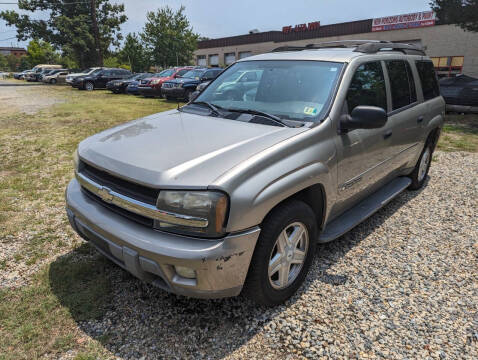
[{"x1": 319, "y1": 177, "x2": 411, "y2": 243}]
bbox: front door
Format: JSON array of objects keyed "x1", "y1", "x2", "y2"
[{"x1": 334, "y1": 61, "x2": 395, "y2": 215}]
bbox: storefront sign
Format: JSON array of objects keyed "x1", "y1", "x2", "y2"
[
  {"x1": 283, "y1": 21, "x2": 320, "y2": 34},
  {"x1": 372, "y1": 11, "x2": 436, "y2": 32}
]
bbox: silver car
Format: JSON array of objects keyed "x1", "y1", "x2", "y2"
[{"x1": 66, "y1": 41, "x2": 445, "y2": 306}]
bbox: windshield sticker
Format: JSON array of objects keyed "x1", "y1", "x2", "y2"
[{"x1": 304, "y1": 107, "x2": 318, "y2": 116}]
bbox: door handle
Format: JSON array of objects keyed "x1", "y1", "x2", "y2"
[
  {"x1": 383, "y1": 130, "x2": 393, "y2": 139},
  {"x1": 417, "y1": 116, "x2": 424, "y2": 123}
]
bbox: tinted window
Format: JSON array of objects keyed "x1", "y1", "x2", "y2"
[
  {"x1": 415, "y1": 61, "x2": 440, "y2": 100},
  {"x1": 204, "y1": 70, "x2": 220, "y2": 79},
  {"x1": 405, "y1": 62, "x2": 417, "y2": 103},
  {"x1": 176, "y1": 69, "x2": 190, "y2": 76},
  {"x1": 386, "y1": 60, "x2": 417, "y2": 110},
  {"x1": 346, "y1": 61, "x2": 387, "y2": 112}
]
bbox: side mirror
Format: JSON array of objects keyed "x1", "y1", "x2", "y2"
[
  {"x1": 340, "y1": 106, "x2": 387, "y2": 132},
  {"x1": 189, "y1": 90, "x2": 200, "y2": 102}
]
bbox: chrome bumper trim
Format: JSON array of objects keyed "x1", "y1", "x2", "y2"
[{"x1": 75, "y1": 172, "x2": 208, "y2": 228}]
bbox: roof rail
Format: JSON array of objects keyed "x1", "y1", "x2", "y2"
[{"x1": 271, "y1": 40, "x2": 426, "y2": 55}]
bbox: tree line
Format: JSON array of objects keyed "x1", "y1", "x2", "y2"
[{"x1": 0, "y1": 2, "x2": 198, "y2": 72}]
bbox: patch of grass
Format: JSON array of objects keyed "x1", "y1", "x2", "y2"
[
  {"x1": 0, "y1": 88, "x2": 176, "y2": 268},
  {"x1": 0, "y1": 249, "x2": 113, "y2": 359},
  {"x1": 438, "y1": 114, "x2": 478, "y2": 152}
]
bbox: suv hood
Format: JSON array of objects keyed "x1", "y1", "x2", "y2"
[{"x1": 78, "y1": 110, "x2": 308, "y2": 188}]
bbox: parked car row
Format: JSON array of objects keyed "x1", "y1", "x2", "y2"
[{"x1": 11, "y1": 63, "x2": 234, "y2": 105}]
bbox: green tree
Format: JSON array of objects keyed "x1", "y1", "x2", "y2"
[
  {"x1": 0, "y1": 0, "x2": 127, "y2": 68},
  {"x1": 141, "y1": 6, "x2": 198, "y2": 68},
  {"x1": 25, "y1": 39, "x2": 60, "y2": 66},
  {"x1": 431, "y1": 0, "x2": 478, "y2": 32},
  {"x1": 0, "y1": 54, "x2": 8, "y2": 71},
  {"x1": 119, "y1": 33, "x2": 149, "y2": 72},
  {"x1": 6, "y1": 54, "x2": 20, "y2": 71},
  {"x1": 19, "y1": 56, "x2": 30, "y2": 71}
]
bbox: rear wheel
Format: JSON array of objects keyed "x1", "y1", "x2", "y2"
[
  {"x1": 243, "y1": 200, "x2": 317, "y2": 306},
  {"x1": 50, "y1": 78, "x2": 57, "y2": 84},
  {"x1": 408, "y1": 140, "x2": 434, "y2": 190},
  {"x1": 84, "y1": 81, "x2": 94, "y2": 91}
]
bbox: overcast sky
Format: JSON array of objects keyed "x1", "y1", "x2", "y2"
[{"x1": 1, "y1": 0, "x2": 431, "y2": 48}]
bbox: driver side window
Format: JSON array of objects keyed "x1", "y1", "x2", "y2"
[{"x1": 346, "y1": 61, "x2": 387, "y2": 113}]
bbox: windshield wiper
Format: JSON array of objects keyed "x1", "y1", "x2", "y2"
[
  {"x1": 223, "y1": 108, "x2": 290, "y2": 127},
  {"x1": 187, "y1": 101, "x2": 222, "y2": 116}
]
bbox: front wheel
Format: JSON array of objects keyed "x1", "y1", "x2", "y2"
[
  {"x1": 243, "y1": 200, "x2": 317, "y2": 306},
  {"x1": 84, "y1": 81, "x2": 94, "y2": 91},
  {"x1": 50, "y1": 78, "x2": 57, "y2": 84}
]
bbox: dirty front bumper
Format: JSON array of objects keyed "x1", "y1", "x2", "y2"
[{"x1": 65, "y1": 179, "x2": 259, "y2": 298}]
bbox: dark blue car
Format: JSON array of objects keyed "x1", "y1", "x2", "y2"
[{"x1": 161, "y1": 68, "x2": 223, "y2": 100}]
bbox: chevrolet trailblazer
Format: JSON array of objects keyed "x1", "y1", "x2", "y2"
[{"x1": 66, "y1": 41, "x2": 444, "y2": 306}]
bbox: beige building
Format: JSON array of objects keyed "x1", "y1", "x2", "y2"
[{"x1": 194, "y1": 13, "x2": 478, "y2": 78}]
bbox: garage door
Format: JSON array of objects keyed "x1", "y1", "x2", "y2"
[
  {"x1": 225, "y1": 53, "x2": 236, "y2": 65},
  {"x1": 209, "y1": 54, "x2": 219, "y2": 66}
]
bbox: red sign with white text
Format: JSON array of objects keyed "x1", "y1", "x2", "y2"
[
  {"x1": 372, "y1": 11, "x2": 436, "y2": 32},
  {"x1": 283, "y1": 21, "x2": 320, "y2": 34}
]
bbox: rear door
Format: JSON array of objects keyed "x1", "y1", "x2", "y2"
[{"x1": 384, "y1": 59, "x2": 424, "y2": 168}]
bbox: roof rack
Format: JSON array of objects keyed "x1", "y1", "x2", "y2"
[{"x1": 271, "y1": 40, "x2": 426, "y2": 56}]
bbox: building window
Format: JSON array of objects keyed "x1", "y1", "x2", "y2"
[
  {"x1": 430, "y1": 56, "x2": 464, "y2": 78},
  {"x1": 224, "y1": 52, "x2": 236, "y2": 65},
  {"x1": 238, "y1": 51, "x2": 252, "y2": 59},
  {"x1": 209, "y1": 54, "x2": 219, "y2": 66},
  {"x1": 197, "y1": 55, "x2": 206, "y2": 67}
]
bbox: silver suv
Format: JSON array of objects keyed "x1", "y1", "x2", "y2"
[{"x1": 66, "y1": 41, "x2": 445, "y2": 306}]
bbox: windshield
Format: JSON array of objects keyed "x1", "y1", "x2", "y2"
[
  {"x1": 159, "y1": 69, "x2": 174, "y2": 77},
  {"x1": 195, "y1": 60, "x2": 343, "y2": 122},
  {"x1": 182, "y1": 69, "x2": 205, "y2": 79},
  {"x1": 87, "y1": 68, "x2": 101, "y2": 75}
]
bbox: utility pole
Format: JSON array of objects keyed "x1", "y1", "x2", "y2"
[{"x1": 90, "y1": 0, "x2": 103, "y2": 66}]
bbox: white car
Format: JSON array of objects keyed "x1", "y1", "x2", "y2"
[{"x1": 66, "y1": 67, "x2": 102, "y2": 85}]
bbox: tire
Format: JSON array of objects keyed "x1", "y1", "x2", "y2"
[
  {"x1": 243, "y1": 200, "x2": 318, "y2": 306},
  {"x1": 408, "y1": 139, "x2": 434, "y2": 190},
  {"x1": 50, "y1": 78, "x2": 57, "y2": 84},
  {"x1": 84, "y1": 81, "x2": 94, "y2": 91}
]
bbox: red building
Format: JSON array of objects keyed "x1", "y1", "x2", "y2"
[{"x1": 0, "y1": 47, "x2": 27, "y2": 58}]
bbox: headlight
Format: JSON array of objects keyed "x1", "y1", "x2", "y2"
[
  {"x1": 156, "y1": 190, "x2": 228, "y2": 238},
  {"x1": 73, "y1": 149, "x2": 79, "y2": 172},
  {"x1": 150, "y1": 79, "x2": 160, "y2": 85}
]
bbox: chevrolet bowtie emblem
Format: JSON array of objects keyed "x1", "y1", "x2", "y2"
[{"x1": 97, "y1": 186, "x2": 114, "y2": 203}]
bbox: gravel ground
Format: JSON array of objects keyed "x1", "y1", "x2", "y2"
[
  {"x1": 0, "y1": 80, "x2": 65, "y2": 115},
  {"x1": 55, "y1": 150, "x2": 476, "y2": 359}
]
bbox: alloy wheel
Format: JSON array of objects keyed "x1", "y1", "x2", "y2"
[{"x1": 268, "y1": 222, "x2": 309, "y2": 289}]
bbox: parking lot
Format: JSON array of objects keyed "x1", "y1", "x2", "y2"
[{"x1": 0, "y1": 81, "x2": 477, "y2": 359}]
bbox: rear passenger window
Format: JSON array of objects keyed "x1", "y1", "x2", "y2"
[
  {"x1": 346, "y1": 61, "x2": 387, "y2": 113},
  {"x1": 415, "y1": 61, "x2": 440, "y2": 100},
  {"x1": 386, "y1": 60, "x2": 416, "y2": 110}
]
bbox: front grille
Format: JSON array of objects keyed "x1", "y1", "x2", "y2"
[
  {"x1": 162, "y1": 83, "x2": 173, "y2": 88},
  {"x1": 80, "y1": 161, "x2": 159, "y2": 205},
  {"x1": 82, "y1": 187, "x2": 154, "y2": 228}
]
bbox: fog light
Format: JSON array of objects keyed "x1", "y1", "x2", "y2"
[{"x1": 175, "y1": 265, "x2": 196, "y2": 279}]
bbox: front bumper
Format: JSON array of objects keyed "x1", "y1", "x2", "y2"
[
  {"x1": 65, "y1": 179, "x2": 259, "y2": 298},
  {"x1": 138, "y1": 86, "x2": 161, "y2": 97},
  {"x1": 161, "y1": 87, "x2": 187, "y2": 99}
]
